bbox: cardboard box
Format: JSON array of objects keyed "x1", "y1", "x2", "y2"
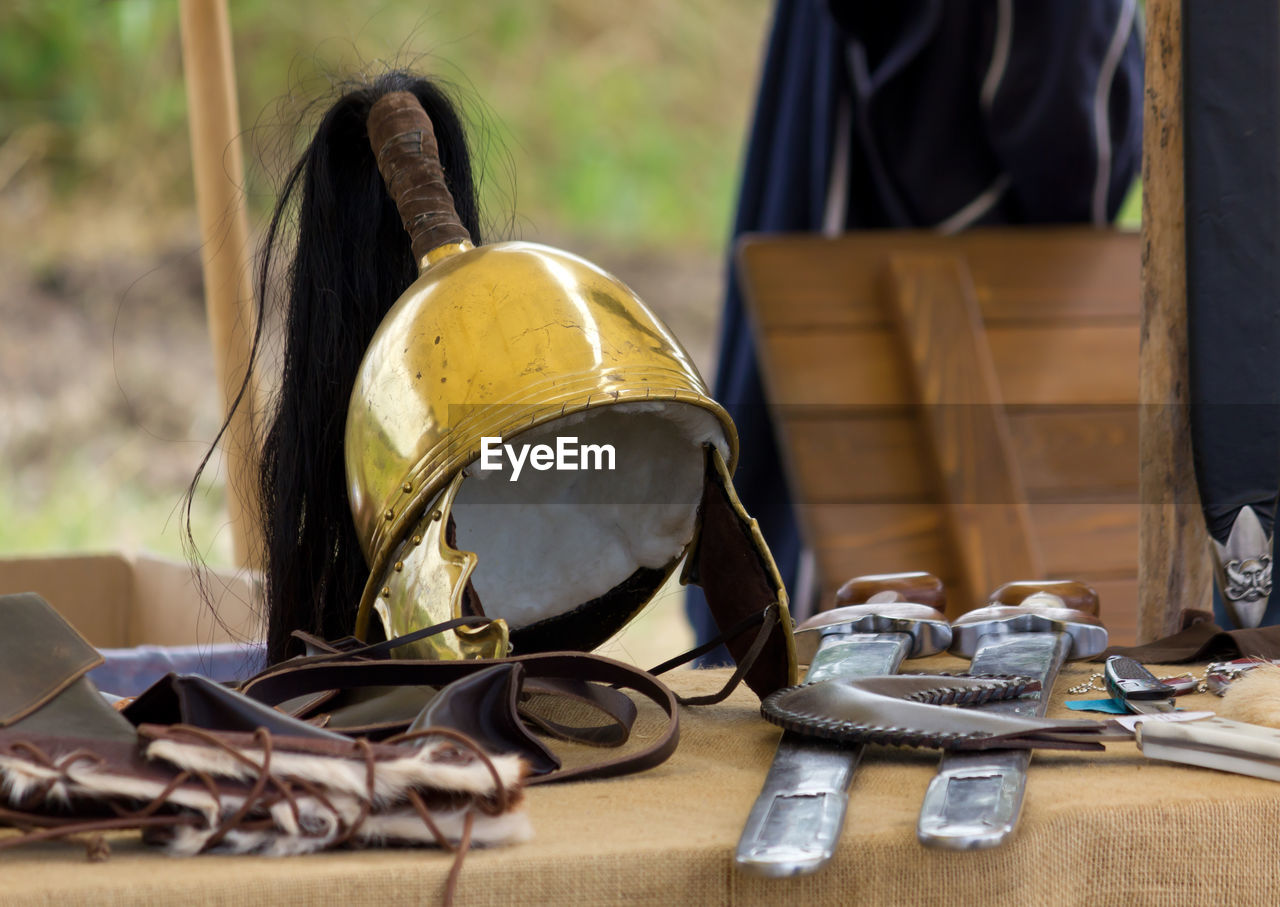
[{"x1": 0, "y1": 551, "x2": 261, "y2": 648}]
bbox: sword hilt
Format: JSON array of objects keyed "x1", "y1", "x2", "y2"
[
  {"x1": 796, "y1": 572, "x2": 951, "y2": 663},
  {"x1": 949, "y1": 579, "x2": 1107, "y2": 660}
]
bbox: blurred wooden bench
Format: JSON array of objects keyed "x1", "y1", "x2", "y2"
[{"x1": 739, "y1": 228, "x2": 1140, "y2": 644}]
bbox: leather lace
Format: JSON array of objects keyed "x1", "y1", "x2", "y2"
[{"x1": 0, "y1": 725, "x2": 508, "y2": 906}]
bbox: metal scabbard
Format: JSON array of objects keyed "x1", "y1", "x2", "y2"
[
  {"x1": 735, "y1": 631, "x2": 913, "y2": 876},
  {"x1": 916, "y1": 633, "x2": 1069, "y2": 849}
]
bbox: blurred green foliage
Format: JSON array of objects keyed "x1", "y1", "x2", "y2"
[
  {"x1": 0, "y1": 452, "x2": 234, "y2": 565},
  {"x1": 0, "y1": 0, "x2": 772, "y2": 566},
  {"x1": 1116, "y1": 178, "x2": 1142, "y2": 230},
  {"x1": 0, "y1": 0, "x2": 771, "y2": 251}
]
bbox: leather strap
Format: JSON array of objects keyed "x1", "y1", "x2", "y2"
[
  {"x1": 291, "y1": 616, "x2": 495, "y2": 663},
  {"x1": 367, "y1": 91, "x2": 472, "y2": 262},
  {"x1": 242, "y1": 650, "x2": 678, "y2": 784},
  {"x1": 650, "y1": 604, "x2": 780, "y2": 707},
  {"x1": 519, "y1": 676, "x2": 637, "y2": 747}
]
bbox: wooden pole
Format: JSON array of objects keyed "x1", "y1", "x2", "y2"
[
  {"x1": 178, "y1": 0, "x2": 262, "y2": 569},
  {"x1": 1138, "y1": 0, "x2": 1211, "y2": 640}
]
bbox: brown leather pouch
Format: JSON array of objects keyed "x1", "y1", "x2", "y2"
[
  {"x1": 123, "y1": 672, "x2": 348, "y2": 740},
  {"x1": 0, "y1": 592, "x2": 127, "y2": 741}
]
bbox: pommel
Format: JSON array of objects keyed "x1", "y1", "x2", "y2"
[
  {"x1": 796, "y1": 572, "x2": 950, "y2": 662},
  {"x1": 989, "y1": 579, "x2": 1099, "y2": 616},
  {"x1": 367, "y1": 91, "x2": 473, "y2": 267},
  {"x1": 835, "y1": 571, "x2": 945, "y2": 611}
]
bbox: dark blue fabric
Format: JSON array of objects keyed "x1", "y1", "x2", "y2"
[
  {"x1": 1183, "y1": 0, "x2": 1280, "y2": 545},
  {"x1": 89, "y1": 643, "x2": 268, "y2": 698},
  {"x1": 688, "y1": 0, "x2": 1144, "y2": 656},
  {"x1": 1183, "y1": 0, "x2": 1280, "y2": 627}
]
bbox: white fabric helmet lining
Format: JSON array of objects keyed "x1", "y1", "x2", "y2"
[{"x1": 450, "y1": 402, "x2": 729, "y2": 631}]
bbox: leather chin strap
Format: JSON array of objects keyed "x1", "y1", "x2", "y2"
[{"x1": 646, "y1": 604, "x2": 783, "y2": 707}]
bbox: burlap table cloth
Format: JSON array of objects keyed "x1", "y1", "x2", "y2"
[{"x1": 2, "y1": 660, "x2": 1279, "y2": 905}]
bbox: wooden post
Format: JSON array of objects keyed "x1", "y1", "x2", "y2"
[
  {"x1": 179, "y1": 0, "x2": 262, "y2": 569},
  {"x1": 1138, "y1": 0, "x2": 1211, "y2": 640}
]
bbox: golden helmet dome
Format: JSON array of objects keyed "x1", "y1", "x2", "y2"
[
  {"x1": 346, "y1": 239, "x2": 738, "y2": 568},
  {"x1": 346, "y1": 238, "x2": 743, "y2": 656}
]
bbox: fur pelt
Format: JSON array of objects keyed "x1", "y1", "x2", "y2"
[
  {"x1": 0, "y1": 729, "x2": 530, "y2": 856},
  {"x1": 1218, "y1": 663, "x2": 1280, "y2": 729}
]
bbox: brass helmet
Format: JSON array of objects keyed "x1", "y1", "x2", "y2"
[{"x1": 344, "y1": 91, "x2": 795, "y2": 697}]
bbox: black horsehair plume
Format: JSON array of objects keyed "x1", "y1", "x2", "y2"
[{"x1": 185, "y1": 72, "x2": 483, "y2": 664}]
